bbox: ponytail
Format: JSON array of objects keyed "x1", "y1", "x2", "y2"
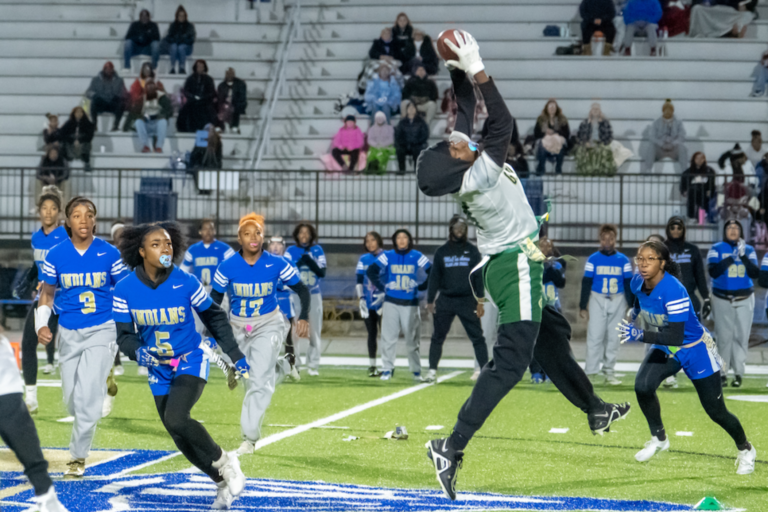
[{"x1": 639, "y1": 241, "x2": 682, "y2": 281}]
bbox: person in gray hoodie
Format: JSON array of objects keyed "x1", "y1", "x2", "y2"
[
  {"x1": 642, "y1": 99, "x2": 688, "y2": 172},
  {"x1": 85, "y1": 61, "x2": 128, "y2": 132}
]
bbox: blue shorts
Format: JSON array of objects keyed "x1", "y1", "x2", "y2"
[
  {"x1": 654, "y1": 340, "x2": 720, "y2": 381},
  {"x1": 147, "y1": 347, "x2": 210, "y2": 396},
  {"x1": 277, "y1": 295, "x2": 294, "y2": 320}
]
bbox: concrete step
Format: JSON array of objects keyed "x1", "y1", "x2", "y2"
[
  {"x1": 1, "y1": 2, "x2": 259, "y2": 23},
  {"x1": 0, "y1": 21, "x2": 283, "y2": 40}
]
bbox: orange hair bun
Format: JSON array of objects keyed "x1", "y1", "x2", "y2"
[{"x1": 238, "y1": 213, "x2": 265, "y2": 232}]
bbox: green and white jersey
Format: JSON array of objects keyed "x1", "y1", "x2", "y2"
[{"x1": 454, "y1": 153, "x2": 539, "y2": 256}]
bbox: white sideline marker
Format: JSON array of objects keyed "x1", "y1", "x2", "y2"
[
  {"x1": 549, "y1": 428, "x2": 569, "y2": 434},
  {"x1": 56, "y1": 416, "x2": 74, "y2": 423},
  {"x1": 675, "y1": 431, "x2": 694, "y2": 437},
  {"x1": 424, "y1": 425, "x2": 444, "y2": 431}
]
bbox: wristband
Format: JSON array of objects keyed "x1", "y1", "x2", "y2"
[
  {"x1": 466, "y1": 60, "x2": 485, "y2": 78},
  {"x1": 35, "y1": 305, "x2": 52, "y2": 334}
]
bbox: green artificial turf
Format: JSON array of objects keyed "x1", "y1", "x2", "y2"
[{"x1": 28, "y1": 366, "x2": 768, "y2": 511}]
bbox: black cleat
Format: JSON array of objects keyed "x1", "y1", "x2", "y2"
[
  {"x1": 425, "y1": 438, "x2": 463, "y2": 500},
  {"x1": 368, "y1": 366, "x2": 381, "y2": 377},
  {"x1": 732, "y1": 375, "x2": 742, "y2": 388},
  {"x1": 588, "y1": 401, "x2": 631, "y2": 436}
]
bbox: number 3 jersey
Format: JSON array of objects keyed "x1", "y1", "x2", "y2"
[
  {"x1": 212, "y1": 251, "x2": 300, "y2": 318},
  {"x1": 112, "y1": 266, "x2": 212, "y2": 358},
  {"x1": 41, "y1": 237, "x2": 129, "y2": 329}
]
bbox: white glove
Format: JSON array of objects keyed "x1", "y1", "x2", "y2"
[
  {"x1": 443, "y1": 30, "x2": 484, "y2": 77},
  {"x1": 737, "y1": 238, "x2": 746, "y2": 258},
  {"x1": 371, "y1": 292, "x2": 385, "y2": 308},
  {"x1": 359, "y1": 298, "x2": 369, "y2": 319}
]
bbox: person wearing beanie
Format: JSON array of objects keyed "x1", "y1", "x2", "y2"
[
  {"x1": 424, "y1": 216, "x2": 486, "y2": 383},
  {"x1": 643, "y1": 99, "x2": 688, "y2": 172},
  {"x1": 366, "y1": 229, "x2": 431, "y2": 381},
  {"x1": 330, "y1": 115, "x2": 365, "y2": 172},
  {"x1": 707, "y1": 219, "x2": 759, "y2": 388}
]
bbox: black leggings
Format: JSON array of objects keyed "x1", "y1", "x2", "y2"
[
  {"x1": 364, "y1": 309, "x2": 380, "y2": 360},
  {"x1": 635, "y1": 348, "x2": 748, "y2": 448},
  {"x1": 21, "y1": 299, "x2": 58, "y2": 386},
  {"x1": 284, "y1": 321, "x2": 295, "y2": 356},
  {"x1": 429, "y1": 296, "x2": 487, "y2": 370},
  {"x1": 0, "y1": 393, "x2": 52, "y2": 495},
  {"x1": 154, "y1": 375, "x2": 224, "y2": 482}
]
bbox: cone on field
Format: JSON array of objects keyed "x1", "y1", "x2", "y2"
[{"x1": 694, "y1": 497, "x2": 724, "y2": 510}]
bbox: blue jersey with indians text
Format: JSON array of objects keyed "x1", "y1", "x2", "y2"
[
  {"x1": 584, "y1": 251, "x2": 633, "y2": 295},
  {"x1": 31, "y1": 226, "x2": 68, "y2": 277},
  {"x1": 356, "y1": 252, "x2": 386, "y2": 311},
  {"x1": 630, "y1": 273, "x2": 706, "y2": 344},
  {"x1": 41, "y1": 237, "x2": 129, "y2": 329},
  {"x1": 285, "y1": 244, "x2": 326, "y2": 294},
  {"x1": 376, "y1": 249, "x2": 431, "y2": 305},
  {"x1": 181, "y1": 240, "x2": 235, "y2": 288},
  {"x1": 707, "y1": 241, "x2": 758, "y2": 292}
]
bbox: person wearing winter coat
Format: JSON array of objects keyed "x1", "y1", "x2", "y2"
[
  {"x1": 164, "y1": 5, "x2": 196, "y2": 74},
  {"x1": 216, "y1": 68, "x2": 247, "y2": 134},
  {"x1": 535, "y1": 99, "x2": 570, "y2": 175},
  {"x1": 125, "y1": 62, "x2": 166, "y2": 131},
  {"x1": 331, "y1": 115, "x2": 365, "y2": 171},
  {"x1": 394, "y1": 101, "x2": 429, "y2": 174},
  {"x1": 133, "y1": 80, "x2": 173, "y2": 153},
  {"x1": 575, "y1": 103, "x2": 616, "y2": 176},
  {"x1": 665, "y1": 216, "x2": 711, "y2": 319},
  {"x1": 400, "y1": 64, "x2": 438, "y2": 125},
  {"x1": 579, "y1": 0, "x2": 617, "y2": 55},
  {"x1": 392, "y1": 13, "x2": 415, "y2": 72},
  {"x1": 369, "y1": 28, "x2": 397, "y2": 61},
  {"x1": 364, "y1": 66, "x2": 402, "y2": 122},
  {"x1": 123, "y1": 9, "x2": 160, "y2": 70},
  {"x1": 619, "y1": 0, "x2": 663, "y2": 56},
  {"x1": 42, "y1": 114, "x2": 62, "y2": 149},
  {"x1": 177, "y1": 59, "x2": 218, "y2": 133},
  {"x1": 60, "y1": 106, "x2": 94, "y2": 171},
  {"x1": 680, "y1": 152, "x2": 717, "y2": 220},
  {"x1": 642, "y1": 99, "x2": 688, "y2": 172},
  {"x1": 85, "y1": 61, "x2": 127, "y2": 132},
  {"x1": 37, "y1": 146, "x2": 69, "y2": 186},
  {"x1": 366, "y1": 111, "x2": 395, "y2": 173},
  {"x1": 406, "y1": 30, "x2": 439, "y2": 76}
]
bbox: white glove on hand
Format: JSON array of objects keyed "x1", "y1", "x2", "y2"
[
  {"x1": 371, "y1": 292, "x2": 385, "y2": 308},
  {"x1": 359, "y1": 298, "x2": 369, "y2": 319},
  {"x1": 737, "y1": 238, "x2": 746, "y2": 258},
  {"x1": 443, "y1": 30, "x2": 484, "y2": 77}
]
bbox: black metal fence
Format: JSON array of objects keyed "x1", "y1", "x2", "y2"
[{"x1": 0, "y1": 168, "x2": 725, "y2": 245}]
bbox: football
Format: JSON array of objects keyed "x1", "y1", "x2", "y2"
[{"x1": 436, "y1": 29, "x2": 467, "y2": 62}]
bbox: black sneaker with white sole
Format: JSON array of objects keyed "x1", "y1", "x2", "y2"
[
  {"x1": 425, "y1": 438, "x2": 463, "y2": 500},
  {"x1": 588, "y1": 401, "x2": 631, "y2": 435}
]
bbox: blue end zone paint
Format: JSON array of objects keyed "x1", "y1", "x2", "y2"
[{"x1": 0, "y1": 449, "x2": 691, "y2": 511}]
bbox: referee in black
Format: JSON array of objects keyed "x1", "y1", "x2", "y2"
[{"x1": 423, "y1": 215, "x2": 487, "y2": 383}]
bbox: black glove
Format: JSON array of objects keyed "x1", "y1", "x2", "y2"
[{"x1": 700, "y1": 298, "x2": 711, "y2": 321}]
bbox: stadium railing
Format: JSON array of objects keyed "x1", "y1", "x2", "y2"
[{"x1": 0, "y1": 168, "x2": 726, "y2": 245}]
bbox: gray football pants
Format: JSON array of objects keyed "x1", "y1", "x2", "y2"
[
  {"x1": 586, "y1": 292, "x2": 626, "y2": 376},
  {"x1": 232, "y1": 311, "x2": 291, "y2": 443},
  {"x1": 478, "y1": 300, "x2": 499, "y2": 370},
  {"x1": 380, "y1": 302, "x2": 421, "y2": 373},
  {"x1": 59, "y1": 321, "x2": 116, "y2": 460},
  {"x1": 290, "y1": 293, "x2": 323, "y2": 370},
  {"x1": 712, "y1": 295, "x2": 754, "y2": 377}
]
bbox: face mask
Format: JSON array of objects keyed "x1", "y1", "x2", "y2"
[{"x1": 159, "y1": 254, "x2": 172, "y2": 268}]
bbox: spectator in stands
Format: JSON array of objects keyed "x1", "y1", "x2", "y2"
[
  {"x1": 164, "y1": 5, "x2": 195, "y2": 74},
  {"x1": 366, "y1": 111, "x2": 395, "y2": 174},
  {"x1": 575, "y1": 102, "x2": 616, "y2": 175},
  {"x1": 660, "y1": 0, "x2": 692, "y2": 37},
  {"x1": 395, "y1": 101, "x2": 429, "y2": 175},
  {"x1": 217, "y1": 68, "x2": 247, "y2": 134},
  {"x1": 190, "y1": 123, "x2": 223, "y2": 170},
  {"x1": 369, "y1": 28, "x2": 397, "y2": 62},
  {"x1": 680, "y1": 152, "x2": 717, "y2": 220},
  {"x1": 331, "y1": 115, "x2": 365, "y2": 172},
  {"x1": 407, "y1": 30, "x2": 439, "y2": 76},
  {"x1": 85, "y1": 61, "x2": 127, "y2": 132},
  {"x1": 37, "y1": 147, "x2": 69, "y2": 186},
  {"x1": 719, "y1": 144, "x2": 758, "y2": 190},
  {"x1": 43, "y1": 114, "x2": 62, "y2": 149},
  {"x1": 744, "y1": 130, "x2": 763, "y2": 165},
  {"x1": 133, "y1": 80, "x2": 172, "y2": 153},
  {"x1": 642, "y1": 99, "x2": 687, "y2": 172},
  {"x1": 177, "y1": 59, "x2": 217, "y2": 133},
  {"x1": 124, "y1": 63, "x2": 165, "y2": 131},
  {"x1": 689, "y1": 0, "x2": 756, "y2": 38},
  {"x1": 534, "y1": 99, "x2": 570, "y2": 175},
  {"x1": 400, "y1": 64, "x2": 438, "y2": 125},
  {"x1": 579, "y1": 0, "x2": 617, "y2": 56},
  {"x1": 123, "y1": 9, "x2": 160, "y2": 70},
  {"x1": 392, "y1": 13, "x2": 415, "y2": 71},
  {"x1": 619, "y1": 0, "x2": 663, "y2": 56},
  {"x1": 755, "y1": 152, "x2": 768, "y2": 191},
  {"x1": 364, "y1": 65, "x2": 401, "y2": 122},
  {"x1": 60, "y1": 106, "x2": 94, "y2": 172},
  {"x1": 750, "y1": 51, "x2": 768, "y2": 97}
]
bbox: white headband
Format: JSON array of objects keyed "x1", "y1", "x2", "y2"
[{"x1": 111, "y1": 223, "x2": 125, "y2": 239}]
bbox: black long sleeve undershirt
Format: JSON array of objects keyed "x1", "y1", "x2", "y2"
[
  {"x1": 298, "y1": 254, "x2": 326, "y2": 278},
  {"x1": 759, "y1": 268, "x2": 768, "y2": 288},
  {"x1": 417, "y1": 266, "x2": 431, "y2": 292},
  {"x1": 210, "y1": 289, "x2": 225, "y2": 307},
  {"x1": 623, "y1": 278, "x2": 635, "y2": 308},
  {"x1": 367, "y1": 262, "x2": 386, "y2": 292},
  {"x1": 288, "y1": 281, "x2": 311, "y2": 321},
  {"x1": 742, "y1": 254, "x2": 760, "y2": 279},
  {"x1": 579, "y1": 276, "x2": 592, "y2": 310},
  {"x1": 643, "y1": 321, "x2": 685, "y2": 347},
  {"x1": 708, "y1": 256, "x2": 735, "y2": 279}
]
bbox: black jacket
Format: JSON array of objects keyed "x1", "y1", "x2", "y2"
[
  {"x1": 427, "y1": 239, "x2": 484, "y2": 303},
  {"x1": 60, "y1": 116, "x2": 95, "y2": 144},
  {"x1": 664, "y1": 219, "x2": 710, "y2": 301},
  {"x1": 125, "y1": 20, "x2": 160, "y2": 46},
  {"x1": 402, "y1": 76, "x2": 438, "y2": 102},
  {"x1": 37, "y1": 155, "x2": 69, "y2": 184},
  {"x1": 580, "y1": 0, "x2": 616, "y2": 21},
  {"x1": 368, "y1": 38, "x2": 396, "y2": 60},
  {"x1": 217, "y1": 78, "x2": 247, "y2": 114},
  {"x1": 165, "y1": 21, "x2": 196, "y2": 46},
  {"x1": 392, "y1": 24, "x2": 415, "y2": 62},
  {"x1": 395, "y1": 116, "x2": 430, "y2": 150},
  {"x1": 415, "y1": 35, "x2": 439, "y2": 75}
]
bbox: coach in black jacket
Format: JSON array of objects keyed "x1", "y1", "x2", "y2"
[
  {"x1": 665, "y1": 216, "x2": 711, "y2": 319},
  {"x1": 424, "y1": 216, "x2": 487, "y2": 382}
]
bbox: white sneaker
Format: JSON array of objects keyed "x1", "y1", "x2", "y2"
[
  {"x1": 25, "y1": 386, "x2": 38, "y2": 415},
  {"x1": 64, "y1": 458, "x2": 85, "y2": 477},
  {"x1": 137, "y1": 366, "x2": 148, "y2": 376},
  {"x1": 662, "y1": 376, "x2": 678, "y2": 389},
  {"x1": 307, "y1": 369, "x2": 319, "y2": 377},
  {"x1": 102, "y1": 394, "x2": 115, "y2": 418},
  {"x1": 35, "y1": 487, "x2": 70, "y2": 512},
  {"x1": 380, "y1": 371, "x2": 392, "y2": 381},
  {"x1": 236, "y1": 440, "x2": 255, "y2": 456},
  {"x1": 736, "y1": 445, "x2": 757, "y2": 475},
  {"x1": 470, "y1": 370, "x2": 481, "y2": 381},
  {"x1": 43, "y1": 364, "x2": 54, "y2": 375},
  {"x1": 605, "y1": 375, "x2": 622, "y2": 386},
  {"x1": 212, "y1": 481, "x2": 233, "y2": 509},
  {"x1": 113, "y1": 365, "x2": 125, "y2": 376},
  {"x1": 422, "y1": 369, "x2": 437, "y2": 383},
  {"x1": 212, "y1": 452, "x2": 245, "y2": 497},
  {"x1": 635, "y1": 436, "x2": 670, "y2": 462}
]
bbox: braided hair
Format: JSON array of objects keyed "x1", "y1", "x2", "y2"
[
  {"x1": 63, "y1": 196, "x2": 97, "y2": 237},
  {"x1": 638, "y1": 240, "x2": 682, "y2": 281},
  {"x1": 118, "y1": 221, "x2": 186, "y2": 270}
]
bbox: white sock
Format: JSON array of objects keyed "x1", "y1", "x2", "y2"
[
  {"x1": 26, "y1": 385, "x2": 37, "y2": 402},
  {"x1": 369, "y1": 358, "x2": 376, "y2": 367}
]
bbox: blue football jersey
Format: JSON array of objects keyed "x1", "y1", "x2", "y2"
[
  {"x1": 356, "y1": 252, "x2": 386, "y2": 311},
  {"x1": 543, "y1": 260, "x2": 564, "y2": 309},
  {"x1": 212, "y1": 251, "x2": 300, "y2": 318},
  {"x1": 631, "y1": 273, "x2": 706, "y2": 345},
  {"x1": 285, "y1": 244, "x2": 326, "y2": 294},
  {"x1": 112, "y1": 267, "x2": 211, "y2": 359},
  {"x1": 181, "y1": 240, "x2": 235, "y2": 287},
  {"x1": 707, "y1": 241, "x2": 757, "y2": 292},
  {"x1": 31, "y1": 226, "x2": 68, "y2": 277},
  {"x1": 41, "y1": 237, "x2": 129, "y2": 329},
  {"x1": 274, "y1": 255, "x2": 297, "y2": 319},
  {"x1": 583, "y1": 251, "x2": 633, "y2": 295},
  {"x1": 376, "y1": 249, "x2": 431, "y2": 304}
]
